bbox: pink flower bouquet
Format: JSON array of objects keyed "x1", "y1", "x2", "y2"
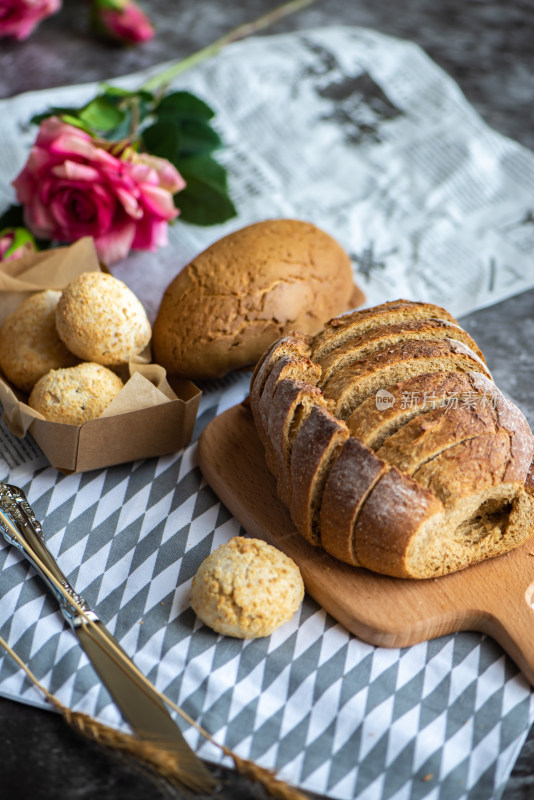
[{"x1": 12, "y1": 117, "x2": 185, "y2": 265}]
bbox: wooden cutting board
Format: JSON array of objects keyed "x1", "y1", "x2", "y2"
[{"x1": 198, "y1": 402, "x2": 534, "y2": 686}]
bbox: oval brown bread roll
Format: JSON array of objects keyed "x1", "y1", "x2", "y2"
[
  {"x1": 152, "y1": 219, "x2": 364, "y2": 380},
  {"x1": 249, "y1": 298, "x2": 534, "y2": 579}
]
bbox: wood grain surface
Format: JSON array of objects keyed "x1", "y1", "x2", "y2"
[{"x1": 198, "y1": 402, "x2": 534, "y2": 686}]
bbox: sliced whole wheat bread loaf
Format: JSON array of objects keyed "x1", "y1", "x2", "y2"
[{"x1": 248, "y1": 299, "x2": 534, "y2": 578}]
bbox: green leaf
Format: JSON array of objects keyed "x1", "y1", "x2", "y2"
[
  {"x1": 142, "y1": 121, "x2": 182, "y2": 163},
  {"x1": 59, "y1": 114, "x2": 95, "y2": 134},
  {"x1": 101, "y1": 85, "x2": 154, "y2": 103},
  {"x1": 95, "y1": 0, "x2": 123, "y2": 10},
  {"x1": 175, "y1": 155, "x2": 229, "y2": 191},
  {"x1": 30, "y1": 87, "x2": 158, "y2": 141},
  {"x1": 177, "y1": 181, "x2": 237, "y2": 226},
  {"x1": 30, "y1": 106, "x2": 80, "y2": 125},
  {"x1": 79, "y1": 97, "x2": 125, "y2": 132},
  {"x1": 142, "y1": 118, "x2": 222, "y2": 161},
  {"x1": 178, "y1": 120, "x2": 222, "y2": 156},
  {"x1": 176, "y1": 158, "x2": 237, "y2": 226},
  {"x1": 156, "y1": 91, "x2": 215, "y2": 122}
]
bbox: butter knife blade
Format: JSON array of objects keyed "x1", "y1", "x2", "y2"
[
  {"x1": 75, "y1": 619, "x2": 188, "y2": 746},
  {"x1": 0, "y1": 482, "x2": 214, "y2": 790}
]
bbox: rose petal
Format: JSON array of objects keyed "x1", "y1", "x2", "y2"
[
  {"x1": 95, "y1": 218, "x2": 137, "y2": 265},
  {"x1": 51, "y1": 160, "x2": 103, "y2": 182},
  {"x1": 139, "y1": 183, "x2": 179, "y2": 221}
]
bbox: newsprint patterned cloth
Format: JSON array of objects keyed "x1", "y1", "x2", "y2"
[{"x1": 1, "y1": 27, "x2": 534, "y2": 800}]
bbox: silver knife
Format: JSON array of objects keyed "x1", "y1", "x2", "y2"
[{"x1": 0, "y1": 481, "x2": 214, "y2": 792}]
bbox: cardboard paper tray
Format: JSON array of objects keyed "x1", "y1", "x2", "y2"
[
  {"x1": 0, "y1": 238, "x2": 201, "y2": 473},
  {"x1": 24, "y1": 376, "x2": 200, "y2": 474}
]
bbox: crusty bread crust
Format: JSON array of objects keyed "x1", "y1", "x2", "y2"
[
  {"x1": 311, "y1": 299, "x2": 458, "y2": 361},
  {"x1": 413, "y1": 432, "x2": 526, "y2": 504},
  {"x1": 258, "y1": 355, "x2": 321, "y2": 440},
  {"x1": 347, "y1": 371, "x2": 497, "y2": 450},
  {"x1": 317, "y1": 318, "x2": 485, "y2": 386},
  {"x1": 153, "y1": 220, "x2": 358, "y2": 380},
  {"x1": 0, "y1": 290, "x2": 77, "y2": 391},
  {"x1": 375, "y1": 402, "x2": 501, "y2": 475},
  {"x1": 250, "y1": 332, "x2": 312, "y2": 412},
  {"x1": 249, "y1": 299, "x2": 534, "y2": 579},
  {"x1": 353, "y1": 468, "x2": 444, "y2": 578},
  {"x1": 289, "y1": 405, "x2": 349, "y2": 545},
  {"x1": 320, "y1": 437, "x2": 387, "y2": 565},
  {"x1": 323, "y1": 338, "x2": 491, "y2": 419}
]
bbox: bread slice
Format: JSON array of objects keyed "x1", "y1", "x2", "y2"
[
  {"x1": 258, "y1": 355, "x2": 321, "y2": 442},
  {"x1": 289, "y1": 405, "x2": 349, "y2": 546},
  {"x1": 323, "y1": 338, "x2": 491, "y2": 420},
  {"x1": 249, "y1": 332, "x2": 314, "y2": 445},
  {"x1": 373, "y1": 375, "x2": 532, "y2": 477},
  {"x1": 352, "y1": 468, "x2": 444, "y2": 578},
  {"x1": 311, "y1": 299, "x2": 458, "y2": 361},
  {"x1": 347, "y1": 371, "x2": 497, "y2": 450},
  {"x1": 411, "y1": 386, "x2": 534, "y2": 499},
  {"x1": 320, "y1": 437, "x2": 388, "y2": 565},
  {"x1": 375, "y1": 402, "x2": 499, "y2": 476},
  {"x1": 250, "y1": 332, "x2": 311, "y2": 405},
  {"x1": 413, "y1": 427, "x2": 533, "y2": 506},
  {"x1": 353, "y1": 464, "x2": 534, "y2": 578},
  {"x1": 317, "y1": 319, "x2": 485, "y2": 386},
  {"x1": 264, "y1": 379, "x2": 328, "y2": 506}
]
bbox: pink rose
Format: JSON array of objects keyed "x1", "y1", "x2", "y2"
[
  {"x1": 91, "y1": 0, "x2": 154, "y2": 44},
  {"x1": 12, "y1": 117, "x2": 185, "y2": 265},
  {"x1": 0, "y1": 227, "x2": 36, "y2": 260},
  {"x1": 0, "y1": 0, "x2": 61, "y2": 41}
]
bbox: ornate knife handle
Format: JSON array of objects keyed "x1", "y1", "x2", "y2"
[{"x1": 0, "y1": 482, "x2": 98, "y2": 629}]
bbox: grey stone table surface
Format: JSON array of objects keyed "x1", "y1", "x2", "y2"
[{"x1": 1, "y1": 1, "x2": 534, "y2": 799}]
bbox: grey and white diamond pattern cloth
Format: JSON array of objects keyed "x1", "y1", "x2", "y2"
[{"x1": 0, "y1": 374, "x2": 532, "y2": 800}]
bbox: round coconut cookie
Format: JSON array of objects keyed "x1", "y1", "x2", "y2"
[
  {"x1": 0, "y1": 290, "x2": 78, "y2": 391},
  {"x1": 29, "y1": 362, "x2": 124, "y2": 425},
  {"x1": 190, "y1": 536, "x2": 305, "y2": 638},
  {"x1": 56, "y1": 272, "x2": 151, "y2": 366}
]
